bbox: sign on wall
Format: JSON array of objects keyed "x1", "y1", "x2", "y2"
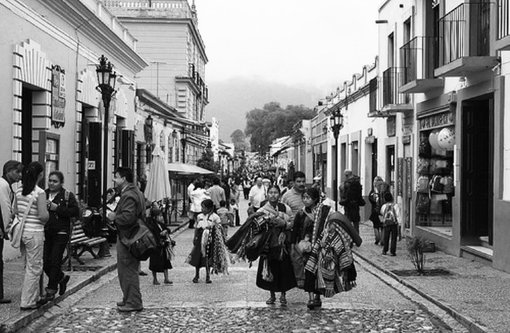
[{"x1": 51, "y1": 65, "x2": 66, "y2": 127}]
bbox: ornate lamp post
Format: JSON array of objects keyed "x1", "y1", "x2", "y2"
[
  {"x1": 330, "y1": 108, "x2": 344, "y2": 211},
  {"x1": 96, "y1": 55, "x2": 116, "y2": 226}
]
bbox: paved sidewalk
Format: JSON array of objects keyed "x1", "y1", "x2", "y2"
[
  {"x1": 0, "y1": 216, "x2": 189, "y2": 333},
  {"x1": 354, "y1": 221, "x2": 510, "y2": 333}
]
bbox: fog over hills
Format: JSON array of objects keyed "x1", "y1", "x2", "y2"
[{"x1": 204, "y1": 77, "x2": 324, "y2": 142}]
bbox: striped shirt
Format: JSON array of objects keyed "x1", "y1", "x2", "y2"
[
  {"x1": 281, "y1": 188, "x2": 305, "y2": 216},
  {"x1": 16, "y1": 186, "x2": 45, "y2": 232}
]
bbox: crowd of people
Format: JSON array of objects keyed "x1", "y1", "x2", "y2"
[{"x1": 0, "y1": 157, "x2": 399, "y2": 313}]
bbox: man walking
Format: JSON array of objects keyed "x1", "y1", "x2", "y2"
[
  {"x1": 281, "y1": 171, "x2": 306, "y2": 217},
  {"x1": 248, "y1": 176, "x2": 266, "y2": 213},
  {"x1": 209, "y1": 177, "x2": 226, "y2": 210},
  {"x1": 107, "y1": 167, "x2": 145, "y2": 312},
  {"x1": 0, "y1": 160, "x2": 22, "y2": 304},
  {"x1": 339, "y1": 169, "x2": 365, "y2": 234}
]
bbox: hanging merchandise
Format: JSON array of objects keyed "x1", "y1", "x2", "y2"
[
  {"x1": 437, "y1": 127, "x2": 455, "y2": 150},
  {"x1": 428, "y1": 130, "x2": 442, "y2": 151}
]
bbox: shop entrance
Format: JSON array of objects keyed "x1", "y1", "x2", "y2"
[{"x1": 461, "y1": 96, "x2": 494, "y2": 246}]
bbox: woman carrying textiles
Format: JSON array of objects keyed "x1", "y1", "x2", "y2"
[{"x1": 255, "y1": 185, "x2": 296, "y2": 306}]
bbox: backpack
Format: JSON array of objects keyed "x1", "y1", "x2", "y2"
[
  {"x1": 82, "y1": 210, "x2": 103, "y2": 238},
  {"x1": 382, "y1": 204, "x2": 398, "y2": 226}
]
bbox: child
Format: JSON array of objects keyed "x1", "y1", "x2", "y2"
[
  {"x1": 230, "y1": 198, "x2": 240, "y2": 226},
  {"x1": 216, "y1": 200, "x2": 231, "y2": 237},
  {"x1": 148, "y1": 203, "x2": 174, "y2": 285},
  {"x1": 379, "y1": 192, "x2": 399, "y2": 256},
  {"x1": 186, "y1": 199, "x2": 228, "y2": 283}
]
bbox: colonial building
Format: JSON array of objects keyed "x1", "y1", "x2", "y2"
[
  {"x1": 103, "y1": 0, "x2": 210, "y2": 165},
  {"x1": 0, "y1": 0, "x2": 147, "y2": 206}
]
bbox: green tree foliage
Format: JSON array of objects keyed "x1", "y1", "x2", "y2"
[
  {"x1": 230, "y1": 129, "x2": 249, "y2": 152},
  {"x1": 196, "y1": 147, "x2": 218, "y2": 172},
  {"x1": 245, "y1": 102, "x2": 316, "y2": 153}
]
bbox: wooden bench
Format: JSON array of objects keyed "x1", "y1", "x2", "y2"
[{"x1": 66, "y1": 219, "x2": 108, "y2": 266}]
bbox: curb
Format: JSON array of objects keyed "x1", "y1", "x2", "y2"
[
  {"x1": 0, "y1": 261, "x2": 118, "y2": 333},
  {"x1": 353, "y1": 250, "x2": 489, "y2": 333},
  {"x1": 0, "y1": 220, "x2": 189, "y2": 333}
]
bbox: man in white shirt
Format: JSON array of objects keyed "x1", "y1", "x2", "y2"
[
  {"x1": 0, "y1": 160, "x2": 22, "y2": 304},
  {"x1": 248, "y1": 177, "x2": 266, "y2": 212}
]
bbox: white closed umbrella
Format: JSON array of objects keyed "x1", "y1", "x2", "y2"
[{"x1": 145, "y1": 146, "x2": 172, "y2": 203}]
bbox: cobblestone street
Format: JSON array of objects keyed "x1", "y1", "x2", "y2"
[{"x1": 33, "y1": 199, "x2": 458, "y2": 332}]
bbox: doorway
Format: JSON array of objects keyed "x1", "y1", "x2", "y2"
[
  {"x1": 386, "y1": 145, "x2": 396, "y2": 193},
  {"x1": 461, "y1": 96, "x2": 494, "y2": 246},
  {"x1": 21, "y1": 87, "x2": 33, "y2": 166}
]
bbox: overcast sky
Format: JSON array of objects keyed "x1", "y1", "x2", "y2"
[{"x1": 194, "y1": 0, "x2": 379, "y2": 92}]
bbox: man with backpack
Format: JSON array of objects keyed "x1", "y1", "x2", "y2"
[
  {"x1": 379, "y1": 192, "x2": 399, "y2": 256},
  {"x1": 339, "y1": 170, "x2": 365, "y2": 234}
]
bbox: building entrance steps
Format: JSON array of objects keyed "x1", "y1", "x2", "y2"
[{"x1": 354, "y1": 221, "x2": 510, "y2": 333}]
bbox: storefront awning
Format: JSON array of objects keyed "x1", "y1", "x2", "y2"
[{"x1": 167, "y1": 163, "x2": 214, "y2": 176}]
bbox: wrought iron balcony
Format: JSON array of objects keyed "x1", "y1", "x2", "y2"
[
  {"x1": 435, "y1": 1, "x2": 498, "y2": 77},
  {"x1": 496, "y1": 0, "x2": 510, "y2": 50},
  {"x1": 399, "y1": 36, "x2": 443, "y2": 93},
  {"x1": 381, "y1": 67, "x2": 413, "y2": 113}
]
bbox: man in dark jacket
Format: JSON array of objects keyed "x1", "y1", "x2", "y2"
[
  {"x1": 107, "y1": 167, "x2": 145, "y2": 312},
  {"x1": 339, "y1": 170, "x2": 365, "y2": 234}
]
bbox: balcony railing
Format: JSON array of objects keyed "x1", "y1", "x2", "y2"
[
  {"x1": 400, "y1": 36, "x2": 438, "y2": 85},
  {"x1": 498, "y1": 0, "x2": 510, "y2": 40},
  {"x1": 438, "y1": 2, "x2": 491, "y2": 67},
  {"x1": 382, "y1": 67, "x2": 409, "y2": 107}
]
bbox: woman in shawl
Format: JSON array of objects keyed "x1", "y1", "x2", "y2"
[
  {"x1": 186, "y1": 199, "x2": 229, "y2": 283},
  {"x1": 291, "y1": 187, "x2": 332, "y2": 309},
  {"x1": 256, "y1": 185, "x2": 296, "y2": 306},
  {"x1": 147, "y1": 203, "x2": 174, "y2": 285},
  {"x1": 304, "y1": 212, "x2": 357, "y2": 307}
]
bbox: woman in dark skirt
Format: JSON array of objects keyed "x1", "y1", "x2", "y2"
[
  {"x1": 368, "y1": 176, "x2": 389, "y2": 245},
  {"x1": 256, "y1": 185, "x2": 296, "y2": 306},
  {"x1": 147, "y1": 203, "x2": 173, "y2": 285}
]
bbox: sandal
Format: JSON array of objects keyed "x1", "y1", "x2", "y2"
[
  {"x1": 205, "y1": 278, "x2": 212, "y2": 284},
  {"x1": 279, "y1": 295, "x2": 287, "y2": 306},
  {"x1": 192, "y1": 277, "x2": 199, "y2": 283},
  {"x1": 266, "y1": 297, "x2": 276, "y2": 305},
  {"x1": 307, "y1": 300, "x2": 315, "y2": 310}
]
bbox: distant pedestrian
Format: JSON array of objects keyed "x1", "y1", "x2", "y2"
[
  {"x1": 0, "y1": 160, "x2": 22, "y2": 304},
  {"x1": 42, "y1": 171, "x2": 79, "y2": 301},
  {"x1": 186, "y1": 199, "x2": 229, "y2": 283},
  {"x1": 209, "y1": 178, "x2": 226, "y2": 211},
  {"x1": 248, "y1": 177, "x2": 266, "y2": 214},
  {"x1": 107, "y1": 167, "x2": 145, "y2": 312},
  {"x1": 242, "y1": 177, "x2": 251, "y2": 200},
  {"x1": 216, "y1": 200, "x2": 232, "y2": 238},
  {"x1": 189, "y1": 181, "x2": 208, "y2": 229},
  {"x1": 230, "y1": 198, "x2": 240, "y2": 226},
  {"x1": 12, "y1": 162, "x2": 49, "y2": 310},
  {"x1": 368, "y1": 176, "x2": 385, "y2": 245},
  {"x1": 380, "y1": 192, "x2": 399, "y2": 256},
  {"x1": 339, "y1": 170, "x2": 365, "y2": 234}
]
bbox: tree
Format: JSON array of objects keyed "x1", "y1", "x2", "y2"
[
  {"x1": 196, "y1": 147, "x2": 218, "y2": 172},
  {"x1": 245, "y1": 102, "x2": 316, "y2": 153},
  {"x1": 230, "y1": 129, "x2": 248, "y2": 152}
]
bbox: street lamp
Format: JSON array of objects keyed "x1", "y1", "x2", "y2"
[
  {"x1": 96, "y1": 55, "x2": 117, "y2": 228},
  {"x1": 330, "y1": 108, "x2": 344, "y2": 211}
]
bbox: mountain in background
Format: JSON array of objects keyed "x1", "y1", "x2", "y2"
[{"x1": 204, "y1": 77, "x2": 324, "y2": 142}]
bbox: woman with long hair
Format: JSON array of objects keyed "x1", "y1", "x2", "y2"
[
  {"x1": 42, "y1": 171, "x2": 79, "y2": 301},
  {"x1": 368, "y1": 176, "x2": 384, "y2": 245},
  {"x1": 256, "y1": 185, "x2": 296, "y2": 306},
  {"x1": 12, "y1": 162, "x2": 49, "y2": 310}
]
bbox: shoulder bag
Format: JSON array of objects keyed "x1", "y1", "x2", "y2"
[{"x1": 8, "y1": 194, "x2": 36, "y2": 248}]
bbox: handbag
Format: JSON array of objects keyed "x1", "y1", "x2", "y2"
[
  {"x1": 120, "y1": 218, "x2": 158, "y2": 261},
  {"x1": 8, "y1": 194, "x2": 36, "y2": 249}
]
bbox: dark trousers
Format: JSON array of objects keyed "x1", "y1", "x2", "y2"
[
  {"x1": 235, "y1": 210, "x2": 240, "y2": 226},
  {"x1": 43, "y1": 231, "x2": 69, "y2": 291},
  {"x1": 117, "y1": 239, "x2": 142, "y2": 308},
  {"x1": 0, "y1": 238, "x2": 4, "y2": 299},
  {"x1": 382, "y1": 225, "x2": 398, "y2": 255},
  {"x1": 243, "y1": 188, "x2": 250, "y2": 200}
]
